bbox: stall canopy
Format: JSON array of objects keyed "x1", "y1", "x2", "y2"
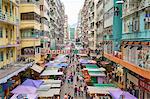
[
  {"x1": 22, "y1": 79, "x2": 43, "y2": 88},
  {"x1": 37, "y1": 89, "x2": 60, "y2": 98},
  {"x1": 40, "y1": 70, "x2": 63, "y2": 76},
  {"x1": 10, "y1": 94, "x2": 38, "y2": 99},
  {"x1": 42, "y1": 79, "x2": 61, "y2": 85},
  {"x1": 87, "y1": 86, "x2": 120, "y2": 95},
  {"x1": 85, "y1": 64, "x2": 99, "y2": 69},
  {"x1": 89, "y1": 71, "x2": 106, "y2": 77},
  {"x1": 11, "y1": 85, "x2": 37, "y2": 94},
  {"x1": 109, "y1": 89, "x2": 137, "y2": 99},
  {"x1": 79, "y1": 59, "x2": 88, "y2": 64},
  {"x1": 30, "y1": 64, "x2": 44, "y2": 73},
  {"x1": 83, "y1": 68, "x2": 106, "y2": 72}
]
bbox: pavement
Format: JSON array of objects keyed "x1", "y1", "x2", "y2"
[{"x1": 60, "y1": 55, "x2": 87, "y2": 99}]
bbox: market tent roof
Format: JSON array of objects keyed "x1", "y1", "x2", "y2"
[
  {"x1": 109, "y1": 89, "x2": 137, "y2": 99},
  {"x1": 37, "y1": 89, "x2": 60, "y2": 97},
  {"x1": 22, "y1": 79, "x2": 43, "y2": 88},
  {"x1": 89, "y1": 71, "x2": 106, "y2": 77},
  {"x1": 42, "y1": 79, "x2": 61, "y2": 84},
  {"x1": 11, "y1": 85, "x2": 37, "y2": 94},
  {"x1": 40, "y1": 70, "x2": 63, "y2": 76},
  {"x1": 37, "y1": 83, "x2": 61, "y2": 91},
  {"x1": 84, "y1": 64, "x2": 99, "y2": 69},
  {"x1": 87, "y1": 86, "x2": 119, "y2": 95},
  {"x1": 30, "y1": 64, "x2": 44, "y2": 73},
  {"x1": 10, "y1": 94, "x2": 38, "y2": 99},
  {"x1": 83, "y1": 68, "x2": 106, "y2": 72},
  {"x1": 37, "y1": 84, "x2": 51, "y2": 91},
  {"x1": 93, "y1": 84, "x2": 116, "y2": 87}
]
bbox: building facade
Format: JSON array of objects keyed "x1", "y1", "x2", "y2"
[
  {"x1": 0, "y1": 0, "x2": 20, "y2": 68},
  {"x1": 64, "y1": 15, "x2": 69, "y2": 43},
  {"x1": 20, "y1": 0, "x2": 41, "y2": 62}
]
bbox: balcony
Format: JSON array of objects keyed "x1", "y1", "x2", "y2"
[
  {"x1": 122, "y1": 30, "x2": 150, "y2": 41},
  {"x1": 104, "y1": 52, "x2": 150, "y2": 79},
  {"x1": 0, "y1": 39, "x2": 19, "y2": 48},
  {"x1": 21, "y1": 36, "x2": 41, "y2": 48},
  {"x1": 20, "y1": 20, "x2": 41, "y2": 30},
  {"x1": 20, "y1": 1, "x2": 40, "y2": 15},
  {"x1": 0, "y1": 10, "x2": 19, "y2": 25}
]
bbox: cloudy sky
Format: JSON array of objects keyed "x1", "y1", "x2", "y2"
[{"x1": 61, "y1": 0, "x2": 84, "y2": 25}]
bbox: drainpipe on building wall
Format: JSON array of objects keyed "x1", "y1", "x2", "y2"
[{"x1": 113, "y1": 0, "x2": 122, "y2": 51}]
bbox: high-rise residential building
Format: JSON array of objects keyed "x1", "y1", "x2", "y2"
[
  {"x1": 80, "y1": 0, "x2": 150, "y2": 98},
  {"x1": 103, "y1": 0, "x2": 114, "y2": 54},
  {"x1": 80, "y1": 0, "x2": 89, "y2": 48},
  {"x1": 69, "y1": 27, "x2": 75, "y2": 40},
  {"x1": 95, "y1": 0, "x2": 104, "y2": 49},
  {"x1": 0, "y1": 0, "x2": 20, "y2": 68},
  {"x1": 20, "y1": 0, "x2": 41, "y2": 62},
  {"x1": 64, "y1": 15, "x2": 69, "y2": 43},
  {"x1": 76, "y1": 10, "x2": 82, "y2": 42}
]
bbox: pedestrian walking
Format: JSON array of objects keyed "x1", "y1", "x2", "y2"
[
  {"x1": 80, "y1": 85, "x2": 84, "y2": 97},
  {"x1": 78, "y1": 86, "x2": 81, "y2": 96},
  {"x1": 64, "y1": 93, "x2": 68, "y2": 99},
  {"x1": 74, "y1": 85, "x2": 78, "y2": 97},
  {"x1": 68, "y1": 93, "x2": 72, "y2": 99}
]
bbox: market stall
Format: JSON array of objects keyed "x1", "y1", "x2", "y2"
[
  {"x1": 109, "y1": 89, "x2": 137, "y2": 99},
  {"x1": 87, "y1": 86, "x2": 120, "y2": 98}
]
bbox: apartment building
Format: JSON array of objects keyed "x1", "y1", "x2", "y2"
[
  {"x1": 80, "y1": 0, "x2": 89, "y2": 48},
  {"x1": 64, "y1": 15, "x2": 69, "y2": 43},
  {"x1": 103, "y1": 0, "x2": 114, "y2": 54},
  {"x1": 20, "y1": 0, "x2": 41, "y2": 62},
  {"x1": 0, "y1": 0, "x2": 20, "y2": 68},
  {"x1": 95, "y1": 0, "x2": 104, "y2": 51},
  {"x1": 104, "y1": 0, "x2": 150, "y2": 98}
]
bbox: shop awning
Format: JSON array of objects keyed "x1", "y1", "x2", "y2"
[
  {"x1": 30, "y1": 64, "x2": 44, "y2": 73},
  {"x1": 37, "y1": 89, "x2": 60, "y2": 97},
  {"x1": 87, "y1": 86, "x2": 119, "y2": 95},
  {"x1": 10, "y1": 94, "x2": 38, "y2": 99},
  {"x1": 0, "y1": 62, "x2": 33, "y2": 84},
  {"x1": 40, "y1": 70, "x2": 63, "y2": 76}
]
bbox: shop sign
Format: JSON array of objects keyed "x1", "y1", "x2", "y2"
[
  {"x1": 139, "y1": 79, "x2": 150, "y2": 92},
  {"x1": 41, "y1": 49, "x2": 88, "y2": 54}
]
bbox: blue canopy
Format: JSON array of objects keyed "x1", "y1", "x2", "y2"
[
  {"x1": 59, "y1": 63, "x2": 69, "y2": 67},
  {"x1": 22, "y1": 79, "x2": 43, "y2": 88}
]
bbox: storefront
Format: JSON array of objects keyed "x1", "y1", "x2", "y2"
[
  {"x1": 124, "y1": 70, "x2": 140, "y2": 98},
  {"x1": 138, "y1": 77, "x2": 150, "y2": 99}
]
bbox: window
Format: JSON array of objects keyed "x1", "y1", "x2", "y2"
[
  {"x1": 0, "y1": 52, "x2": 4, "y2": 62},
  {"x1": 10, "y1": 49, "x2": 13, "y2": 57},
  {"x1": 40, "y1": 5, "x2": 43, "y2": 11},
  {"x1": 6, "y1": 29, "x2": 8, "y2": 38},
  {"x1": 6, "y1": 50, "x2": 9, "y2": 59},
  {"x1": 144, "y1": 11, "x2": 150, "y2": 30},
  {"x1": 0, "y1": 27, "x2": 3, "y2": 38}
]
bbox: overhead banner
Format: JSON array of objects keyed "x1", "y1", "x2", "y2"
[{"x1": 41, "y1": 49, "x2": 88, "y2": 54}]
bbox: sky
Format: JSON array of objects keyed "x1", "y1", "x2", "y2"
[{"x1": 61, "y1": 0, "x2": 84, "y2": 26}]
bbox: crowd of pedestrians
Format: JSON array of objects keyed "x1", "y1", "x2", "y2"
[{"x1": 62, "y1": 54, "x2": 88, "y2": 99}]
